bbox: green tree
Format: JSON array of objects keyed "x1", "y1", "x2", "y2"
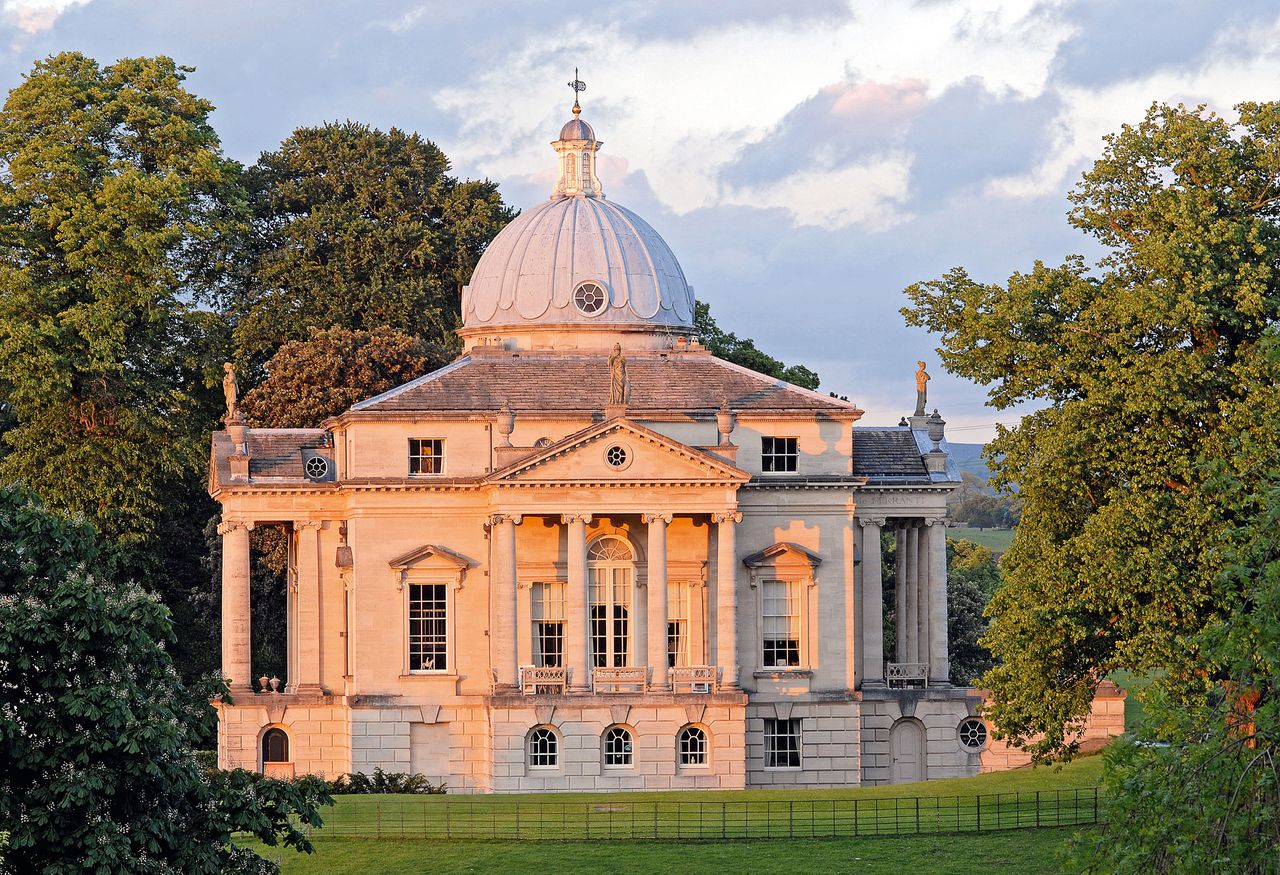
[
  {"x1": 903, "y1": 101, "x2": 1280, "y2": 760},
  {"x1": 0, "y1": 52, "x2": 241, "y2": 553},
  {"x1": 946, "y1": 539, "x2": 999, "y2": 684},
  {"x1": 0, "y1": 485, "x2": 331, "y2": 873},
  {"x1": 240, "y1": 325, "x2": 448, "y2": 428},
  {"x1": 226, "y1": 122, "x2": 514, "y2": 364},
  {"x1": 695, "y1": 300, "x2": 820, "y2": 389}
]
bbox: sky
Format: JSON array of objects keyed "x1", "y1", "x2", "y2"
[{"x1": 3, "y1": 0, "x2": 1279, "y2": 441}]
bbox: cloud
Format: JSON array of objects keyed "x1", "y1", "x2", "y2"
[{"x1": 3, "y1": 0, "x2": 91, "y2": 34}]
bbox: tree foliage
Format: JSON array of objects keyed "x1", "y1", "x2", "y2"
[
  {"x1": 903, "y1": 101, "x2": 1280, "y2": 760},
  {"x1": 240, "y1": 325, "x2": 448, "y2": 428},
  {"x1": 0, "y1": 485, "x2": 331, "y2": 873},
  {"x1": 694, "y1": 300, "x2": 820, "y2": 389},
  {"x1": 0, "y1": 52, "x2": 240, "y2": 552},
  {"x1": 225, "y1": 121, "x2": 514, "y2": 364}
]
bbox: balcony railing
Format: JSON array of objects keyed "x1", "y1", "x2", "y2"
[
  {"x1": 520, "y1": 665, "x2": 568, "y2": 695},
  {"x1": 592, "y1": 666, "x2": 648, "y2": 694},
  {"x1": 886, "y1": 662, "x2": 929, "y2": 688},
  {"x1": 669, "y1": 665, "x2": 716, "y2": 693}
]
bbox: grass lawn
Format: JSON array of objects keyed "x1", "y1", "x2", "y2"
[
  {"x1": 948, "y1": 528, "x2": 1015, "y2": 554},
  {"x1": 255, "y1": 826, "x2": 1085, "y2": 874}
]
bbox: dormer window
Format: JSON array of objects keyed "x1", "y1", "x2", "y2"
[
  {"x1": 761, "y1": 436, "x2": 798, "y2": 472},
  {"x1": 409, "y1": 438, "x2": 444, "y2": 475}
]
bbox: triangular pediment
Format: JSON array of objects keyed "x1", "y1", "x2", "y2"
[
  {"x1": 388, "y1": 543, "x2": 474, "y2": 571},
  {"x1": 486, "y1": 419, "x2": 749, "y2": 485}
]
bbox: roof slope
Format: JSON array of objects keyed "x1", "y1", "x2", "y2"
[
  {"x1": 351, "y1": 350, "x2": 860, "y2": 416},
  {"x1": 853, "y1": 428, "x2": 930, "y2": 483}
]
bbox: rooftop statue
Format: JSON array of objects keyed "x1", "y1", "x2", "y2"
[
  {"x1": 609, "y1": 343, "x2": 629, "y2": 406},
  {"x1": 914, "y1": 360, "x2": 930, "y2": 417},
  {"x1": 223, "y1": 362, "x2": 240, "y2": 423}
]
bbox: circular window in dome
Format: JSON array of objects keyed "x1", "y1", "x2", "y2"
[
  {"x1": 604, "y1": 445, "x2": 630, "y2": 469},
  {"x1": 304, "y1": 456, "x2": 330, "y2": 481},
  {"x1": 573, "y1": 282, "x2": 608, "y2": 316},
  {"x1": 957, "y1": 717, "x2": 988, "y2": 752}
]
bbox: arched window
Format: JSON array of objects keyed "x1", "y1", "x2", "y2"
[
  {"x1": 581, "y1": 150, "x2": 591, "y2": 188},
  {"x1": 603, "y1": 725, "x2": 634, "y2": 767},
  {"x1": 588, "y1": 537, "x2": 634, "y2": 667},
  {"x1": 528, "y1": 726, "x2": 559, "y2": 768},
  {"x1": 262, "y1": 727, "x2": 289, "y2": 763},
  {"x1": 678, "y1": 725, "x2": 708, "y2": 767},
  {"x1": 565, "y1": 153, "x2": 577, "y2": 187}
]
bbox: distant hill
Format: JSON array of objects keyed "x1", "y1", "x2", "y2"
[{"x1": 948, "y1": 442, "x2": 991, "y2": 482}]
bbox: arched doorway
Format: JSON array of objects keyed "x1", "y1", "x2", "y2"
[
  {"x1": 890, "y1": 718, "x2": 925, "y2": 784},
  {"x1": 588, "y1": 536, "x2": 634, "y2": 667}
]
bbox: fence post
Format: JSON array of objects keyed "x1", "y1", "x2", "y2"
[
  {"x1": 976, "y1": 794, "x2": 982, "y2": 832},
  {"x1": 789, "y1": 800, "x2": 795, "y2": 838},
  {"x1": 915, "y1": 796, "x2": 920, "y2": 834},
  {"x1": 1036, "y1": 791, "x2": 1041, "y2": 828}
]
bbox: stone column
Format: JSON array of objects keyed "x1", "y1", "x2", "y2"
[
  {"x1": 219, "y1": 520, "x2": 253, "y2": 693},
  {"x1": 904, "y1": 524, "x2": 919, "y2": 663},
  {"x1": 713, "y1": 512, "x2": 742, "y2": 689},
  {"x1": 490, "y1": 514, "x2": 520, "y2": 689},
  {"x1": 294, "y1": 520, "x2": 324, "y2": 693},
  {"x1": 563, "y1": 514, "x2": 591, "y2": 692},
  {"x1": 858, "y1": 517, "x2": 885, "y2": 686},
  {"x1": 644, "y1": 513, "x2": 672, "y2": 689},
  {"x1": 916, "y1": 520, "x2": 931, "y2": 670},
  {"x1": 927, "y1": 519, "x2": 951, "y2": 684},
  {"x1": 895, "y1": 526, "x2": 907, "y2": 662}
]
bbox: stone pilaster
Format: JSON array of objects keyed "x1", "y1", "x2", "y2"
[
  {"x1": 563, "y1": 514, "x2": 591, "y2": 691},
  {"x1": 916, "y1": 520, "x2": 931, "y2": 668},
  {"x1": 644, "y1": 513, "x2": 672, "y2": 690},
  {"x1": 294, "y1": 520, "x2": 324, "y2": 694},
  {"x1": 713, "y1": 511, "x2": 742, "y2": 689},
  {"x1": 490, "y1": 514, "x2": 520, "y2": 690},
  {"x1": 858, "y1": 517, "x2": 886, "y2": 686},
  {"x1": 895, "y1": 526, "x2": 907, "y2": 662},
  {"x1": 219, "y1": 519, "x2": 253, "y2": 693}
]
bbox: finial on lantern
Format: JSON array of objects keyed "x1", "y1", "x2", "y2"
[{"x1": 568, "y1": 68, "x2": 586, "y2": 115}]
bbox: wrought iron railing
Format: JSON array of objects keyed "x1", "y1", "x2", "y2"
[{"x1": 304, "y1": 787, "x2": 1103, "y2": 840}]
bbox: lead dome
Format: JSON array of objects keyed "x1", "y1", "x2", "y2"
[{"x1": 459, "y1": 105, "x2": 696, "y2": 347}]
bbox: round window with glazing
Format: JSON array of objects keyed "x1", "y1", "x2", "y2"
[
  {"x1": 604, "y1": 444, "x2": 630, "y2": 470},
  {"x1": 304, "y1": 456, "x2": 330, "y2": 481},
  {"x1": 957, "y1": 717, "x2": 988, "y2": 752},
  {"x1": 573, "y1": 281, "x2": 608, "y2": 316}
]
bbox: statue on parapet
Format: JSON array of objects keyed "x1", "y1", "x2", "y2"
[
  {"x1": 223, "y1": 362, "x2": 241, "y2": 423},
  {"x1": 914, "y1": 360, "x2": 930, "y2": 417},
  {"x1": 609, "y1": 343, "x2": 629, "y2": 406}
]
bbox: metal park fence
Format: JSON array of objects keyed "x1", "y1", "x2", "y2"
[{"x1": 313, "y1": 787, "x2": 1102, "y2": 841}]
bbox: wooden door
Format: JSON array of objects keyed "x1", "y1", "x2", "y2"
[{"x1": 890, "y1": 719, "x2": 925, "y2": 784}]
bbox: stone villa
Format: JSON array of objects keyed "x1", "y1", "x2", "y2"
[{"x1": 210, "y1": 96, "x2": 1121, "y2": 791}]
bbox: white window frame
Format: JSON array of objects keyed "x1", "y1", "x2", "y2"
[
  {"x1": 589, "y1": 537, "x2": 634, "y2": 668},
  {"x1": 677, "y1": 725, "x2": 708, "y2": 768},
  {"x1": 407, "y1": 580, "x2": 449, "y2": 673},
  {"x1": 603, "y1": 725, "x2": 634, "y2": 769},
  {"x1": 528, "y1": 726, "x2": 559, "y2": 769},
  {"x1": 761, "y1": 436, "x2": 799, "y2": 473},
  {"x1": 408, "y1": 438, "x2": 445, "y2": 476},
  {"x1": 764, "y1": 717, "x2": 802, "y2": 770},
  {"x1": 761, "y1": 578, "x2": 803, "y2": 669},
  {"x1": 667, "y1": 579, "x2": 691, "y2": 668},
  {"x1": 531, "y1": 581, "x2": 566, "y2": 668}
]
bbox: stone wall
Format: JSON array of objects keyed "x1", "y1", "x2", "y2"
[
  {"x1": 979, "y1": 680, "x2": 1127, "y2": 772},
  {"x1": 860, "y1": 688, "x2": 983, "y2": 785},
  {"x1": 216, "y1": 697, "x2": 351, "y2": 779},
  {"x1": 487, "y1": 696, "x2": 746, "y2": 792},
  {"x1": 744, "y1": 700, "x2": 860, "y2": 788}
]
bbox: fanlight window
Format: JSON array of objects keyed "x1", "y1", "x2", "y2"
[
  {"x1": 588, "y1": 538, "x2": 633, "y2": 562},
  {"x1": 262, "y1": 728, "x2": 289, "y2": 763},
  {"x1": 589, "y1": 537, "x2": 634, "y2": 668}
]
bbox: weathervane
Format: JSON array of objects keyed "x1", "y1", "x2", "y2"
[{"x1": 568, "y1": 68, "x2": 586, "y2": 115}]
